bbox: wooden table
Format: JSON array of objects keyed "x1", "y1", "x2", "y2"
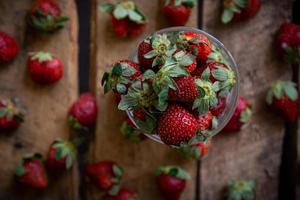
[{"x1": 0, "y1": 0, "x2": 296, "y2": 199}]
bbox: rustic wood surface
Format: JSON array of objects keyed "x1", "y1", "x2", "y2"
[
  {"x1": 87, "y1": 0, "x2": 198, "y2": 199},
  {"x1": 0, "y1": 0, "x2": 79, "y2": 199},
  {"x1": 201, "y1": 0, "x2": 293, "y2": 199}
]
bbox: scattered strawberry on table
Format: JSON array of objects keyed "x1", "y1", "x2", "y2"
[
  {"x1": 100, "y1": 1, "x2": 147, "y2": 38},
  {"x1": 226, "y1": 179, "x2": 256, "y2": 200},
  {"x1": 223, "y1": 96, "x2": 252, "y2": 132},
  {"x1": 102, "y1": 30, "x2": 237, "y2": 149},
  {"x1": 266, "y1": 80, "x2": 299, "y2": 123},
  {"x1": 29, "y1": 0, "x2": 69, "y2": 32},
  {"x1": 0, "y1": 97, "x2": 25, "y2": 132},
  {"x1": 162, "y1": 0, "x2": 196, "y2": 26},
  {"x1": 68, "y1": 93, "x2": 98, "y2": 132},
  {"x1": 155, "y1": 166, "x2": 190, "y2": 200},
  {"x1": 15, "y1": 153, "x2": 48, "y2": 190},
  {"x1": 46, "y1": 139, "x2": 77, "y2": 172},
  {"x1": 221, "y1": 0, "x2": 261, "y2": 24},
  {"x1": 0, "y1": 32, "x2": 19, "y2": 64},
  {"x1": 103, "y1": 187, "x2": 137, "y2": 200},
  {"x1": 276, "y1": 22, "x2": 300, "y2": 64},
  {"x1": 85, "y1": 160, "x2": 123, "y2": 193},
  {"x1": 27, "y1": 51, "x2": 63, "y2": 85}
]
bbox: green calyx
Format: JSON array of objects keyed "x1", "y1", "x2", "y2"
[
  {"x1": 15, "y1": 153, "x2": 43, "y2": 177},
  {"x1": 30, "y1": 8, "x2": 69, "y2": 32},
  {"x1": 221, "y1": 0, "x2": 248, "y2": 24},
  {"x1": 179, "y1": 135, "x2": 211, "y2": 160},
  {"x1": 53, "y1": 139, "x2": 77, "y2": 169},
  {"x1": 266, "y1": 80, "x2": 298, "y2": 104},
  {"x1": 211, "y1": 65, "x2": 236, "y2": 97},
  {"x1": 170, "y1": 0, "x2": 196, "y2": 8},
  {"x1": 240, "y1": 107, "x2": 252, "y2": 124},
  {"x1": 0, "y1": 97, "x2": 25, "y2": 122},
  {"x1": 30, "y1": 51, "x2": 53, "y2": 63},
  {"x1": 193, "y1": 77, "x2": 219, "y2": 115},
  {"x1": 172, "y1": 50, "x2": 196, "y2": 67},
  {"x1": 68, "y1": 116, "x2": 89, "y2": 132},
  {"x1": 101, "y1": 62, "x2": 137, "y2": 94},
  {"x1": 108, "y1": 164, "x2": 123, "y2": 196},
  {"x1": 156, "y1": 166, "x2": 191, "y2": 180},
  {"x1": 227, "y1": 179, "x2": 256, "y2": 200},
  {"x1": 100, "y1": 1, "x2": 147, "y2": 24},
  {"x1": 284, "y1": 46, "x2": 300, "y2": 64}
]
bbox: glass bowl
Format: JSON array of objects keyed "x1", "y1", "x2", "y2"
[{"x1": 126, "y1": 26, "x2": 239, "y2": 145}]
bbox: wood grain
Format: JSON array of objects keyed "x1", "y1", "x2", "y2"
[
  {"x1": 200, "y1": 0, "x2": 292, "y2": 199},
  {"x1": 0, "y1": 0, "x2": 79, "y2": 199},
  {"x1": 87, "y1": 0, "x2": 198, "y2": 199}
]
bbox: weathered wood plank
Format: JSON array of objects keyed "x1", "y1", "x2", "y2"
[
  {"x1": 0, "y1": 0, "x2": 79, "y2": 199},
  {"x1": 201, "y1": 0, "x2": 292, "y2": 199},
  {"x1": 88, "y1": 0, "x2": 198, "y2": 199}
]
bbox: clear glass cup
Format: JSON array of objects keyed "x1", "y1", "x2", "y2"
[{"x1": 127, "y1": 26, "x2": 239, "y2": 145}]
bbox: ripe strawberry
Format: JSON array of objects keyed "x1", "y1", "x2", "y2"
[
  {"x1": 221, "y1": 0, "x2": 261, "y2": 24},
  {"x1": 162, "y1": 0, "x2": 196, "y2": 26},
  {"x1": 0, "y1": 97, "x2": 25, "y2": 132},
  {"x1": 101, "y1": 1, "x2": 147, "y2": 38},
  {"x1": 266, "y1": 81, "x2": 299, "y2": 122},
  {"x1": 194, "y1": 111, "x2": 214, "y2": 131},
  {"x1": 68, "y1": 93, "x2": 98, "y2": 131},
  {"x1": 276, "y1": 22, "x2": 300, "y2": 64},
  {"x1": 156, "y1": 166, "x2": 190, "y2": 200},
  {"x1": 46, "y1": 139, "x2": 77, "y2": 171},
  {"x1": 29, "y1": 0, "x2": 69, "y2": 32},
  {"x1": 103, "y1": 187, "x2": 137, "y2": 200},
  {"x1": 226, "y1": 179, "x2": 256, "y2": 200},
  {"x1": 210, "y1": 97, "x2": 226, "y2": 116},
  {"x1": 180, "y1": 135, "x2": 212, "y2": 159},
  {"x1": 102, "y1": 60, "x2": 141, "y2": 94},
  {"x1": 27, "y1": 51, "x2": 63, "y2": 85},
  {"x1": 138, "y1": 40, "x2": 155, "y2": 69},
  {"x1": 157, "y1": 104, "x2": 198, "y2": 145},
  {"x1": 168, "y1": 75, "x2": 198, "y2": 103},
  {"x1": 85, "y1": 161, "x2": 123, "y2": 192},
  {"x1": 15, "y1": 153, "x2": 48, "y2": 190},
  {"x1": 223, "y1": 96, "x2": 252, "y2": 132},
  {"x1": 0, "y1": 32, "x2": 19, "y2": 64}
]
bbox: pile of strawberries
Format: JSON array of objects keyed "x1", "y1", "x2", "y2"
[{"x1": 102, "y1": 30, "x2": 238, "y2": 159}]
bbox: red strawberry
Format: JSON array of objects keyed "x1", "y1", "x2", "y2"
[
  {"x1": 85, "y1": 161, "x2": 123, "y2": 192},
  {"x1": 0, "y1": 32, "x2": 19, "y2": 64},
  {"x1": 183, "y1": 32, "x2": 212, "y2": 62},
  {"x1": 194, "y1": 111, "x2": 213, "y2": 131},
  {"x1": 180, "y1": 136, "x2": 212, "y2": 159},
  {"x1": 101, "y1": 1, "x2": 147, "y2": 38},
  {"x1": 102, "y1": 60, "x2": 141, "y2": 94},
  {"x1": 221, "y1": 0, "x2": 261, "y2": 24},
  {"x1": 15, "y1": 153, "x2": 48, "y2": 190},
  {"x1": 156, "y1": 166, "x2": 190, "y2": 200},
  {"x1": 0, "y1": 97, "x2": 24, "y2": 132},
  {"x1": 46, "y1": 139, "x2": 77, "y2": 171},
  {"x1": 168, "y1": 75, "x2": 198, "y2": 103},
  {"x1": 210, "y1": 97, "x2": 226, "y2": 116},
  {"x1": 162, "y1": 0, "x2": 196, "y2": 26},
  {"x1": 158, "y1": 104, "x2": 198, "y2": 146},
  {"x1": 27, "y1": 51, "x2": 63, "y2": 85},
  {"x1": 276, "y1": 22, "x2": 300, "y2": 64},
  {"x1": 68, "y1": 93, "x2": 98, "y2": 131},
  {"x1": 266, "y1": 81, "x2": 299, "y2": 123},
  {"x1": 29, "y1": 0, "x2": 69, "y2": 32},
  {"x1": 223, "y1": 96, "x2": 252, "y2": 132},
  {"x1": 138, "y1": 40, "x2": 155, "y2": 69},
  {"x1": 103, "y1": 187, "x2": 137, "y2": 200}
]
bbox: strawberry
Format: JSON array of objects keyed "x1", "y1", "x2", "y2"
[
  {"x1": 0, "y1": 32, "x2": 19, "y2": 64},
  {"x1": 157, "y1": 104, "x2": 198, "y2": 145},
  {"x1": 29, "y1": 0, "x2": 69, "y2": 32},
  {"x1": 46, "y1": 139, "x2": 77, "y2": 171},
  {"x1": 100, "y1": 1, "x2": 147, "y2": 38},
  {"x1": 120, "y1": 116, "x2": 146, "y2": 143},
  {"x1": 27, "y1": 51, "x2": 63, "y2": 85},
  {"x1": 155, "y1": 166, "x2": 190, "y2": 200},
  {"x1": 221, "y1": 0, "x2": 261, "y2": 24},
  {"x1": 138, "y1": 40, "x2": 155, "y2": 69},
  {"x1": 276, "y1": 22, "x2": 300, "y2": 64},
  {"x1": 168, "y1": 75, "x2": 199, "y2": 103},
  {"x1": 103, "y1": 187, "x2": 137, "y2": 200},
  {"x1": 15, "y1": 153, "x2": 48, "y2": 190},
  {"x1": 223, "y1": 96, "x2": 252, "y2": 132},
  {"x1": 194, "y1": 111, "x2": 214, "y2": 131},
  {"x1": 226, "y1": 179, "x2": 256, "y2": 200},
  {"x1": 0, "y1": 97, "x2": 25, "y2": 132},
  {"x1": 210, "y1": 97, "x2": 226, "y2": 116},
  {"x1": 68, "y1": 93, "x2": 98, "y2": 131},
  {"x1": 162, "y1": 0, "x2": 196, "y2": 26},
  {"x1": 102, "y1": 60, "x2": 141, "y2": 94},
  {"x1": 85, "y1": 161, "x2": 123, "y2": 192},
  {"x1": 180, "y1": 135, "x2": 212, "y2": 159},
  {"x1": 266, "y1": 81, "x2": 299, "y2": 122}
]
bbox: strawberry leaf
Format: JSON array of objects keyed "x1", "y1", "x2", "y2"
[
  {"x1": 113, "y1": 164, "x2": 123, "y2": 177},
  {"x1": 15, "y1": 164, "x2": 25, "y2": 177},
  {"x1": 142, "y1": 70, "x2": 156, "y2": 80},
  {"x1": 283, "y1": 83, "x2": 298, "y2": 101},
  {"x1": 100, "y1": 3, "x2": 114, "y2": 13},
  {"x1": 0, "y1": 108, "x2": 8, "y2": 118},
  {"x1": 240, "y1": 108, "x2": 252, "y2": 123},
  {"x1": 221, "y1": 9, "x2": 234, "y2": 24},
  {"x1": 108, "y1": 184, "x2": 121, "y2": 196},
  {"x1": 128, "y1": 10, "x2": 142, "y2": 22},
  {"x1": 66, "y1": 155, "x2": 73, "y2": 169},
  {"x1": 113, "y1": 6, "x2": 128, "y2": 19}
]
